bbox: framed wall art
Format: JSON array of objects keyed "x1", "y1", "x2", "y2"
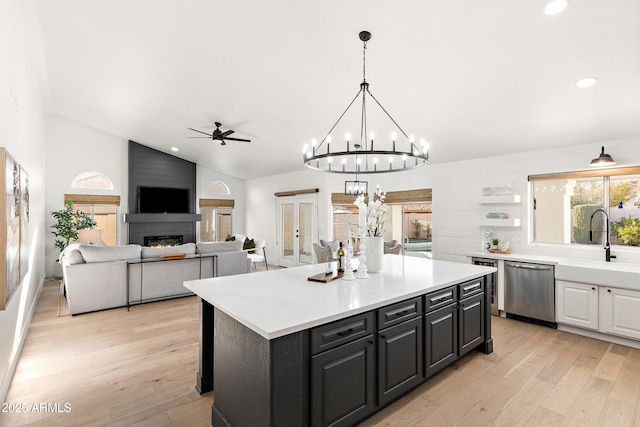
[
  {"x1": 20, "y1": 166, "x2": 29, "y2": 285},
  {"x1": 0, "y1": 148, "x2": 23, "y2": 310}
]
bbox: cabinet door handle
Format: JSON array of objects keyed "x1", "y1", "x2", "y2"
[
  {"x1": 592, "y1": 287, "x2": 596, "y2": 290},
  {"x1": 608, "y1": 289, "x2": 612, "y2": 293},
  {"x1": 337, "y1": 328, "x2": 354, "y2": 336},
  {"x1": 368, "y1": 339, "x2": 374, "y2": 344},
  {"x1": 380, "y1": 334, "x2": 386, "y2": 339},
  {"x1": 394, "y1": 309, "x2": 411, "y2": 317},
  {"x1": 463, "y1": 284, "x2": 481, "y2": 293}
]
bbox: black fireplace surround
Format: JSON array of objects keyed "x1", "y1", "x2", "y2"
[{"x1": 127, "y1": 141, "x2": 199, "y2": 245}]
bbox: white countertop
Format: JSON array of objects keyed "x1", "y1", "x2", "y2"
[
  {"x1": 184, "y1": 255, "x2": 495, "y2": 340},
  {"x1": 466, "y1": 251, "x2": 640, "y2": 291},
  {"x1": 465, "y1": 251, "x2": 567, "y2": 265}
]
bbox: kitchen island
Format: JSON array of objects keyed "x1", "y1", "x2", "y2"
[{"x1": 184, "y1": 255, "x2": 496, "y2": 427}]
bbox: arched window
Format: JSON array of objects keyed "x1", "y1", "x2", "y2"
[
  {"x1": 71, "y1": 172, "x2": 114, "y2": 190},
  {"x1": 203, "y1": 181, "x2": 230, "y2": 196}
]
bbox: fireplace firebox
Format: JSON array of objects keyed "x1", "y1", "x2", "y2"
[{"x1": 144, "y1": 235, "x2": 184, "y2": 247}]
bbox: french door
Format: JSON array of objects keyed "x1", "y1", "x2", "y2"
[{"x1": 278, "y1": 196, "x2": 317, "y2": 267}]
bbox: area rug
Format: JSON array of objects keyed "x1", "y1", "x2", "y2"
[{"x1": 57, "y1": 281, "x2": 69, "y2": 317}]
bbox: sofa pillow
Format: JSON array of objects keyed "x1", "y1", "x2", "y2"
[
  {"x1": 141, "y1": 242, "x2": 196, "y2": 259},
  {"x1": 243, "y1": 238, "x2": 255, "y2": 253},
  {"x1": 78, "y1": 244, "x2": 142, "y2": 263},
  {"x1": 197, "y1": 240, "x2": 243, "y2": 254}
]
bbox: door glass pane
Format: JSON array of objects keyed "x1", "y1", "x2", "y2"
[
  {"x1": 299, "y1": 202, "x2": 314, "y2": 264},
  {"x1": 333, "y1": 206, "x2": 359, "y2": 244},
  {"x1": 281, "y1": 203, "x2": 294, "y2": 261},
  {"x1": 402, "y1": 203, "x2": 432, "y2": 256}
]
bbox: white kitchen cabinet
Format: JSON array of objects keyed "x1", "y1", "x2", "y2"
[
  {"x1": 599, "y1": 287, "x2": 640, "y2": 341},
  {"x1": 556, "y1": 280, "x2": 598, "y2": 330}
]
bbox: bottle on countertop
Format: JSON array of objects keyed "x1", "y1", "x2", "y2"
[{"x1": 337, "y1": 242, "x2": 345, "y2": 273}]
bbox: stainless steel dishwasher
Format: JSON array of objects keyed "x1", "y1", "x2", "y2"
[{"x1": 504, "y1": 261, "x2": 555, "y2": 326}]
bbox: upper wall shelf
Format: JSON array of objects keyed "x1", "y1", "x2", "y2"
[
  {"x1": 480, "y1": 195, "x2": 521, "y2": 204},
  {"x1": 480, "y1": 218, "x2": 521, "y2": 227}
]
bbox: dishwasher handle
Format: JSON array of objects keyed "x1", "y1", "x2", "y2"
[{"x1": 505, "y1": 262, "x2": 552, "y2": 271}]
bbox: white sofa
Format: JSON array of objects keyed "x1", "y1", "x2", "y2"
[{"x1": 61, "y1": 241, "x2": 250, "y2": 315}]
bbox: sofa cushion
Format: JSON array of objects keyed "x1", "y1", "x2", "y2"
[
  {"x1": 197, "y1": 240, "x2": 243, "y2": 254},
  {"x1": 141, "y1": 242, "x2": 196, "y2": 259},
  {"x1": 61, "y1": 242, "x2": 86, "y2": 265},
  {"x1": 78, "y1": 244, "x2": 142, "y2": 263}
]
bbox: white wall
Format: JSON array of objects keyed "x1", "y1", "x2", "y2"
[
  {"x1": 246, "y1": 138, "x2": 640, "y2": 266},
  {"x1": 0, "y1": 0, "x2": 47, "y2": 403},
  {"x1": 245, "y1": 170, "x2": 330, "y2": 265},
  {"x1": 44, "y1": 115, "x2": 128, "y2": 276},
  {"x1": 196, "y1": 167, "x2": 246, "y2": 238}
]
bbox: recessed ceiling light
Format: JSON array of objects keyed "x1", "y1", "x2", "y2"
[
  {"x1": 576, "y1": 77, "x2": 598, "y2": 88},
  {"x1": 544, "y1": 0, "x2": 569, "y2": 15},
  {"x1": 171, "y1": 147, "x2": 179, "y2": 152}
]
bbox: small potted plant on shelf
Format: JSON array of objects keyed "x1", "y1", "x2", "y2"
[{"x1": 491, "y1": 238, "x2": 499, "y2": 250}]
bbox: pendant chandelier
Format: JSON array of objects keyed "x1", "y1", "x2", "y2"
[{"x1": 303, "y1": 31, "x2": 430, "y2": 175}]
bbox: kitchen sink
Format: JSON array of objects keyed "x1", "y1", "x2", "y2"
[{"x1": 555, "y1": 260, "x2": 640, "y2": 289}]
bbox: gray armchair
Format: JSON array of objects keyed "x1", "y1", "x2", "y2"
[{"x1": 313, "y1": 243, "x2": 332, "y2": 264}]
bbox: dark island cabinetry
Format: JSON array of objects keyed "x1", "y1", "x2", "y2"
[
  {"x1": 310, "y1": 313, "x2": 376, "y2": 427},
  {"x1": 425, "y1": 277, "x2": 485, "y2": 378},
  {"x1": 188, "y1": 258, "x2": 495, "y2": 427},
  {"x1": 377, "y1": 297, "x2": 424, "y2": 406}
]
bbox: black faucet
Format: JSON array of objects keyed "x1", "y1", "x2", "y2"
[{"x1": 589, "y1": 208, "x2": 616, "y2": 262}]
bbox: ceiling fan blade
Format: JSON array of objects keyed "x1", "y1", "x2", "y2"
[
  {"x1": 188, "y1": 128, "x2": 213, "y2": 137},
  {"x1": 224, "y1": 137, "x2": 251, "y2": 142},
  {"x1": 188, "y1": 137, "x2": 214, "y2": 138},
  {"x1": 220, "y1": 130, "x2": 234, "y2": 138}
]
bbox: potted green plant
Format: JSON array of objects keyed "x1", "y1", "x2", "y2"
[
  {"x1": 491, "y1": 238, "x2": 499, "y2": 249},
  {"x1": 51, "y1": 201, "x2": 97, "y2": 254}
]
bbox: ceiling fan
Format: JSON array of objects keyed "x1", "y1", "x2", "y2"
[{"x1": 188, "y1": 122, "x2": 251, "y2": 145}]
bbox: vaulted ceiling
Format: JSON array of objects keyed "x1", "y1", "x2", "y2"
[{"x1": 33, "y1": 0, "x2": 640, "y2": 180}]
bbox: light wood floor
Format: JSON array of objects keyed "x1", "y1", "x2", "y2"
[{"x1": 5, "y1": 276, "x2": 640, "y2": 427}]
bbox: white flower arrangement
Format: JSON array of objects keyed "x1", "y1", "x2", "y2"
[{"x1": 354, "y1": 186, "x2": 390, "y2": 237}]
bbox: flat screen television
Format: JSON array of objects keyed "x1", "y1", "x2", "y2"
[{"x1": 137, "y1": 186, "x2": 190, "y2": 214}]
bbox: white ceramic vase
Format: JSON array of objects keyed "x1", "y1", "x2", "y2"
[{"x1": 363, "y1": 236, "x2": 384, "y2": 273}]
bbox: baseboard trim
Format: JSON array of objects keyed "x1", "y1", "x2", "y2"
[
  {"x1": 0, "y1": 276, "x2": 46, "y2": 403},
  {"x1": 557, "y1": 323, "x2": 640, "y2": 350}
]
